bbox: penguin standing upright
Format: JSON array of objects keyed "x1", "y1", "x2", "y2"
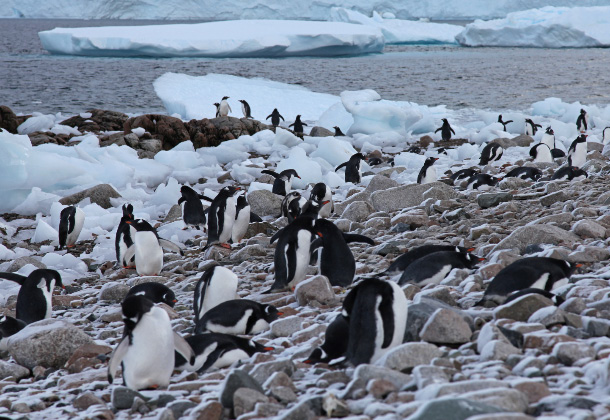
[
  {"x1": 289, "y1": 115, "x2": 308, "y2": 135},
  {"x1": 108, "y1": 295, "x2": 195, "y2": 391},
  {"x1": 603, "y1": 127, "x2": 610, "y2": 144},
  {"x1": 567, "y1": 134, "x2": 587, "y2": 168},
  {"x1": 540, "y1": 127, "x2": 565, "y2": 158},
  {"x1": 178, "y1": 186, "x2": 211, "y2": 231},
  {"x1": 206, "y1": 186, "x2": 240, "y2": 248},
  {"x1": 124, "y1": 219, "x2": 183, "y2": 276},
  {"x1": 335, "y1": 153, "x2": 367, "y2": 183},
  {"x1": 261, "y1": 169, "x2": 300, "y2": 196},
  {"x1": 126, "y1": 282, "x2": 177, "y2": 307},
  {"x1": 309, "y1": 182, "x2": 334, "y2": 218},
  {"x1": 529, "y1": 143, "x2": 553, "y2": 163},
  {"x1": 195, "y1": 299, "x2": 280, "y2": 335},
  {"x1": 239, "y1": 100, "x2": 252, "y2": 119},
  {"x1": 498, "y1": 115, "x2": 513, "y2": 132},
  {"x1": 576, "y1": 108, "x2": 589, "y2": 132},
  {"x1": 479, "y1": 143, "x2": 503, "y2": 165},
  {"x1": 333, "y1": 126, "x2": 345, "y2": 137},
  {"x1": 505, "y1": 166, "x2": 543, "y2": 181},
  {"x1": 0, "y1": 269, "x2": 63, "y2": 324},
  {"x1": 232, "y1": 191, "x2": 251, "y2": 244},
  {"x1": 417, "y1": 157, "x2": 438, "y2": 184},
  {"x1": 304, "y1": 314, "x2": 349, "y2": 364},
  {"x1": 218, "y1": 96, "x2": 231, "y2": 117},
  {"x1": 0, "y1": 315, "x2": 26, "y2": 350},
  {"x1": 398, "y1": 251, "x2": 480, "y2": 286},
  {"x1": 193, "y1": 265, "x2": 239, "y2": 326},
  {"x1": 525, "y1": 119, "x2": 542, "y2": 136},
  {"x1": 213, "y1": 103, "x2": 220, "y2": 118},
  {"x1": 342, "y1": 278, "x2": 407, "y2": 366},
  {"x1": 266, "y1": 109, "x2": 285, "y2": 127},
  {"x1": 435, "y1": 118, "x2": 455, "y2": 141},
  {"x1": 116, "y1": 203, "x2": 135, "y2": 268},
  {"x1": 58, "y1": 205, "x2": 85, "y2": 250}
]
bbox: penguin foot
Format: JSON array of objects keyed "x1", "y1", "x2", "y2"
[
  {"x1": 219, "y1": 243, "x2": 231, "y2": 249},
  {"x1": 182, "y1": 227, "x2": 188, "y2": 231}
]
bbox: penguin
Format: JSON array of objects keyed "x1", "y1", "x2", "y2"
[
  {"x1": 435, "y1": 118, "x2": 455, "y2": 141},
  {"x1": 206, "y1": 186, "x2": 240, "y2": 248},
  {"x1": 123, "y1": 219, "x2": 183, "y2": 276},
  {"x1": 310, "y1": 219, "x2": 374, "y2": 287},
  {"x1": 502, "y1": 288, "x2": 564, "y2": 306},
  {"x1": 407, "y1": 146, "x2": 421, "y2": 154},
  {"x1": 333, "y1": 126, "x2": 345, "y2": 137},
  {"x1": 450, "y1": 168, "x2": 480, "y2": 187},
  {"x1": 540, "y1": 127, "x2": 565, "y2": 158},
  {"x1": 218, "y1": 96, "x2": 231, "y2": 117},
  {"x1": 367, "y1": 157, "x2": 384, "y2": 166},
  {"x1": 525, "y1": 119, "x2": 542, "y2": 136},
  {"x1": 239, "y1": 100, "x2": 252, "y2": 119},
  {"x1": 193, "y1": 265, "x2": 238, "y2": 326},
  {"x1": 195, "y1": 299, "x2": 281, "y2": 335},
  {"x1": 289, "y1": 115, "x2": 307, "y2": 134},
  {"x1": 417, "y1": 157, "x2": 438, "y2": 184},
  {"x1": 304, "y1": 314, "x2": 349, "y2": 365},
  {"x1": 231, "y1": 191, "x2": 250, "y2": 244},
  {"x1": 477, "y1": 257, "x2": 579, "y2": 306},
  {"x1": 529, "y1": 143, "x2": 553, "y2": 163},
  {"x1": 567, "y1": 134, "x2": 587, "y2": 168},
  {"x1": 213, "y1": 103, "x2": 220, "y2": 118},
  {"x1": 0, "y1": 315, "x2": 26, "y2": 350},
  {"x1": 504, "y1": 166, "x2": 543, "y2": 181},
  {"x1": 178, "y1": 185, "x2": 211, "y2": 231},
  {"x1": 479, "y1": 143, "x2": 503, "y2": 165},
  {"x1": 266, "y1": 108, "x2": 285, "y2": 127},
  {"x1": 58, "y1": 205, "x2": 85, "y2": 250},
  {"x1": 116, "y1": 203, "x2": 135, "y2": 268},
  {"x1": 125, "y1": 282, "x2": 177, "y2": 308},
  {"x1": 107, "y1": 295, "x2": 195, "y2": 390},
  {"x1": 381, "y1": 245, "x2": 474, "y2": 276},
  {"x1": 551, "y1": 166, "x2": 588, "y2": 181},
  {"x1": 576, "y1": 108, "x2": 589, "y2": 132},
  {"x1": 298, "y1": 199, "x2": 326, "y2": 220},
  {"x1": 467, "y1": 173, "x2": 500, "y2": 190},
  {"x1": 175, "y1": 333, "x2": 272, "y2": 373},
  {"x1": 498, "y1": 115, "x2": 513, "y2": 132},
  {"x1": 0, "y1": 269, "x2": 63, "y2": 324},
  {"x1": 281, "y1": 192, "x2": 306, "y2": 223},
  {"x1": 342, "y1": 278, "x2": 407, "y2": 366},
  {"x1": 309, "y1": 182, "x2": 334, "y2": 219},
  {"x1": 335, "y1": 153, "x2": 367, "y2": 183},
  {"x1": 398, "y1": 251, "x2": 480, "y2": 286},
  {"x1": 261, "y1": 169, "x2": 300, "y2": 196},
  {"x1": 603, "y1": 127, "x2": 610, "y2": 144}
]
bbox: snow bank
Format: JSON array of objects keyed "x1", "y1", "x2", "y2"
[
  {"x1": 456, "y1": 6, "x2": 610, "y2": 48},
  {"x1": 39, "y1": 20, "x2": 384, "y2": 58}
]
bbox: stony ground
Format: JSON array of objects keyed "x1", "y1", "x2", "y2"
[{"x1": 2, "y1": 136, "x2": 610, "y2": 420}]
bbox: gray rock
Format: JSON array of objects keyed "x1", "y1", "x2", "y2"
[
  {"x1": 231, "y1": 244, "x2": 267, "y2": 263},
  {"x1": 7, "y1": 319, "x2": 93, "y2": 369},
  {"x1": 370, "y1": 182, "x2": 458, "y2": 213},
  {"x1": 405, "y1": 297, "x2": 474, "y2": 342},
  {"x1": 468, "y1": 414, "x2": 535, "y2": 420},
  {"x1": 263, "y1": 371, "x2": 296, "y2": 391},
  {"x1": 220, "y1": 370, "x2": 264, "y2": 409},
  {"x1": 392, "y1": 209, "x2": 429, "y2": 228},
  {"x1": 480, "y1": 340, "x2": 521, "y2": 362},
  {"x1": 417, "y1": 379, "x2": 509, "y2": 400},
  {"x1": 72, "y1": 392, "x2": 106, "y2": 410},
  {"x1": 60, "y1": 184, "x2": 121, "y2": 209},
  {"x1": 552, "y1": 342, "x2": 595, "y2": 366},
  {"x1": 309, "y1": 126, "x2": 333, "y2": 137},
  {"x1": 139, "y1": 139, "x2": 163, "y2": 153},
  {"x1": 378, "y1": 342, "x2": 442, "y2": 372},
  {"x1": 0, "y1": 360, "x2": 30, "y2": 381},
  {"x1": 413, "y1": 365, "x2": 452, "y2": 389},
  {"x1": 478, "y1": 193, "x2": 513, "y2": 209},
  {"x1": 233, "y1": 388, "x2": 268, "y2": 417},
  {"x1": 527, "y1": 306, "x2": 567, "y2": 327},
  {"x1": 123, "y1": 132, "x2": 140, "y2": 148},
  {"x1": 342, "y1": 201, "x2": 374, "y2": 222},
  {"x1": 460, "y1": 388, "x2": 528, "y2": 413},
  {"x1": 277, "y1": 397, "x2": 322, "y2": 420},
  {"x1": 493, "y1": 225, "x2": 579, "y2": 253},
  {"x1": 250, "y1": 358, "x2": 295, "y2": 384},
  {"x1": 406, "y1": 397, "x2": 506, "y2": 420},
  {"x1": 572, "y1": 219, "x2": 606, "y2": 239},
  {"x1": 269, "y1": 385, "x2": 297, "y2": 403},
  {"x1": 420, "y1": 308, "x2": 472, "y2": 344},
  {"x1": 539, "y1": 191, "x2": 568, "y2": 207},
  {"x1": 342, "y1": 364, "x2": 412, "y2": 399},
  {"x1": 294, "y1": 275, "x2": 337, "y2": 306},
  {"x1": 477, "y1": 323, "x2": 513, "y2": 354},
  {"x1": 167, "y1": 400, "x2": 197, "y2": 419},
  {"x1": 493, "y1": 135, "x2": 534, "y2": 148},
  {"x1": 247, "y1": 190, "x2": 282, "y2": 217},
  {"x1": 493, "y1": 294, "x2": 554, "y2": 322},
  {"x1": 98, "y1": 282, "x2": 130, "y2": 303},
  {"x1": 7, "y1": 256, "x2": 46, "y2": 272},
  {"x1": 334, "y1": 191, "x2": 372, "y2": 215},
  {"x1": 112, "y1": 387, "x2": 148, "y2": 410},
  {"x1": 498, "y1": 177, "x2": 531, "y2": 190},
  {"x1": 365, "y1": 174, "x2": 399, "y2": 193},
  {"x1": 163, "y1": 204, "x2": 182, "y2": 224},
  {"x1": 270, "y1": 316, "x2": 303, "y2": 338}
]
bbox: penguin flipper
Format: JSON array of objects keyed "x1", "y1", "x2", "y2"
[
  {"x1": 0, "y1": 272, "x2": 27, "y2": 286},
  {"x1": 335, "y1": 162, "x2": 347, "y2": 172},
  {"x1": 379, "y1": 294, "x2": 396, "y2": 348},
  {"x1": 450, "y1": 127, "x2": 456, "y2": 135},
  {"x1": 174, "y1": 332, "x2": 196, "y2": 365},
  {"x1": 178, "y1": 197, "x2": 185, "y2": 205},
  {"x1": 435, "y1": 127, "x2": 441, "y2": 133},
  {"x1": 158, "y1": 239, "x2": 184, "y2": 256},
  {"x1": 342, "y1": 233, "x2": 375, "y2": 245},
  {"x1": 107, "y1": 337, "x2": 130, "y2": 383},
  {"x1": 270, "y1": 228, "x2": 284, "y2": 244},
  {"x1": 310, "y1": 238, "x2": 323, "y2": 253},
  {"x1": 198, "y1": 194, "x2": 213, "y2": 202},
  {"x1": 261, "y1": 170, "x2": 279, "y2": 178}
]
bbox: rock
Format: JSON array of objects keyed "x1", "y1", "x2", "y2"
[
  {"x1": 0, "y1": 360, "x2": 30, "y2": 381},
  {"x1": 7, "y1": 319, "x2": 93, "y2": 369},
  {"x1": 572, "y1": 219, "x2": 606, "y2": 239},
  {"x1": 370, "y1": 182, "x2": 458, "y2": 213},
  {"x1": 417, "y1": 379, "x2": 508, "y2": 400},
  {"x1": 98, "y1": 282, "x2": 130, "y2": 303},
  {"x1": 124, "y1": 114, "x2": 190, "y2": 150},
  {"x1": 139, "y1": 138, "x2": 163, "y2": 153},
  {"x1": 247, "y1": 190, "x2": 282, "y2": 217},
  {"x1": 392, "y1": 209, "x2": 428, "y2": 228},
  {"x1": 478, "y1": 193, "x2": 513, "y2": 209},
  {"x1": 163, "y1": 204, "x2": 182, "y2": 224},
  {"x1": 342, "y1": 365, "x2": 412, "y2": 399},
  {"x1": 527, "y1": 306, "x2": 567, "y2": 327},
  {"x1": 7, "y1": 256, "x2": 46, "y2": 272},
  {"x1": 166, "y1": 400, "x2": 196, "y2": 418},
  {"x1": 493, "y1": 135, "x2": 534, "y2": 148},
  {"x1": 220, "y1": 370, "x2": 264, "y2": 409},
  {"x1": 493, "y1": 225, "x2": 579, "y2": 253},
  {"x1": 263, "y1": 371, "x2": 296, "y2": 391},
  {"x1": 294, "y1": 275, "x2": 337, "y2": 306},
  {"x1": 510, "y1": 379, "x2": 550, "y2": 404},
  {"x1": 322, "y1": 393, "x2": 350, "y2": 417},
  {"x1": 494, "y1": 294, "x2": 554, "y2": 322},
  {"x1": 269, "y1": 386, "x2": 297, "y2": 403},
  {"x1": 460, "y1": 388, "x2": 528, "y2": 413},
  {"x1": 367, "y1": 378, "x2": 397, "y2": 399},
  {"x1": 245, "y1": 221, "x2": 276, "y2": 239},
  {"x1": 64, "y1": 342, "x2": 112, "y2": 373},
  {"x1": 309, "y1": 126, "x2": 333, "y2": 137},
  {"x1": 365, "y1": 174, "x2": 400, "y2": 193},
  {"x1": 480, "y1": 340, "x2": 521, "y2": 362},
  {"x1": 0, "y1": 105, "x2": 20, "y2": 133},
  {"x1": 231, "y1": 244, "x2": 267, "y2": 263},
  {"x1": 233, "y1": 388, "x2": 268, "y2": 417},
  {"x1": 250, "y1": 359, "x2": 295, "y2": 384},
  {"x1": 112, "y1": 387, "x2": 148, "y2": 410},
  {"x1": 73, "y1": 392, "x2": 106, "y2": 410},
  {"x1": 342, "y1": 201, "x2": 374, "y2": 222},
  {"x1": 378, "y1": 342, "x2": 443, "y2": 373},
  {"x1": 420, "y1": 308, "x2": 472, "y2": 345},
  {"x1": 404, "y1": 297, "x2": 473, "y2": 342},
  {"x1": 551, "y1": 342, "x2": 595, "y2": 366},
  {"x1": 61, "y1": 109, "x2": 128, "y2": 132},
  {"x1": 270, "y1": 316, "x2": 303, "y2": 338},
  {"x1": 498, "y1": 177, "x2": 531, "y2": 190},
  {"x1": 186, "y1": 116, "x2": 268, "y2": 148},
  {"x1": 190, "y1": 401, "x2": 223, "y2": 420},
  {"x1": 277, "y1": 396, "x2": 322, "y2": 420},
  {"x1": 413, "y1": 365, "x2": 452, "y2": 389},
  {"x1": 60, "y1": 184, "x2": 121, "y2": 209},
  {"x1": 407, "y1": 397, "x2": 506, "y2": 420},
  {"x1": 539, "y1": 191, "x2": 568, "y2": 207}
]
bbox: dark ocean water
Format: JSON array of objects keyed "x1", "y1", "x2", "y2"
[{"x1": 2, "y1": 18, "x2": 610, "y2": 116}]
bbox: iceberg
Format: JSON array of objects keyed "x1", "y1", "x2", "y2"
[
  {"x1": 456, "y1": 6, "x2": 610, "y2": 48},
  {"x1": 38, "y1": 20, "x2": 384, "y2": 58}
]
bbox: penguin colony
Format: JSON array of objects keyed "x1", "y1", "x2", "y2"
[{"x1": 1, "y1": 105, "x2": 609, "y2": 418}]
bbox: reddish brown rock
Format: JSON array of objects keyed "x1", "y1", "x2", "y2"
[
  {"x1": 187, "y1": 116, "x2": 269, "y2": 148},
  {"x1": 124, "y1": 114, "x2": 190, "y2": 150},
  {"x1": 61, "y1": 109, "x2": 128, "y2": 132},
  {"x1": 0, "y1": 106, "x2": 23, "y2": 133}
]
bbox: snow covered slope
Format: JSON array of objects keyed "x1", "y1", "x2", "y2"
[
  {"x1": 38, "y1": 20, "x2": 384, "y2": 58},
  {"x1": 4, "y1": 0, "x2": 610, "y2": 20},
  {"x1": 456, "y1": 6, "x2": 610, "y2": 47}
]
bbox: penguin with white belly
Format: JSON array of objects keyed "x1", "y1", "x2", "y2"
[
  {"x1": 525, "y1": 119, "x2": 542, "y2": 136},
  {"x1": 529, "y1": 143, "x2": 553, "y2": 163},
  {"x1": 58, "y1": 205, "x2": 85, "y2": 250},
  {"x1": 108, "y1": 295, "x2": 195, "y2": 390},
  {"x1": 281, "y1": 192, "x2": 306, "y2": 222},
  {"x1": 417, "y1": 157, "x2": 438, "y2": 184},
  {"x1": 540, "y1": 127, "x2": 565, "y2": 158},
  {"x1": 261, "y1": 169, "x2": 300, "y2": 196},
  {"x1": 232, "y1": 191, "x2": 251, "y2": 244},
  {"x1": 576, "y1": 108, "x2": 589, "y2": 132},
  {"x1": 450, "y1": 168, "x2": 480, "y2": 187},
  {"x1": 309, "y1": 182, "x2": 334, "y2": 218},
  {"x1": 124, "y1": 219, "x2": 184, "y2": 276},
  {"x1": 126, "y1": 282, "x2": 177, "y2": 307},
  {"x1": 380, "y1": 245, "x2": 473, "y2": 277},
  {"x1": 479, "y1": 143, "x2": 503, "y2": 165},
  {"x1": 195, "y1": 299, "x2": 281, "y2": 335},
  {"x1": 178, "y1": 185, "x2": 212, "y2": 231},
  {"x1": 206, "y1": 186, "x2": 241, "y2": 248},
  {"x1": 193, "y1": 265, "x2": 238, "y2": 326},
  {"x1": 239, "y1": 100, "x2": 252, "y2": 119},
  {"x1": 116, "y1": 204, "x2": 135, "y2": 268},
  {"x1": 603, "y1": 127, "x2": 610, "y2": 144},
  {"x1": 398, "y1": 251, "x2": 480, "y2": 286},
  {"x1": 567, "y1": 134, "x2": 587, "y2": 168},
  {"x1": 505, "y1": 166, "x2": 543, "y2": 181},
  {"x1": 218, "y1": 96, "x2": 231, "y2": 117},
  {"x1": 467, "y1": 173, "x2": 500, "y2": 191}
]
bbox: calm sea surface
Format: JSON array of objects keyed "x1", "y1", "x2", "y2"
[{"x1": 2, "y1": 18, "x2": 610, "y2": 116}]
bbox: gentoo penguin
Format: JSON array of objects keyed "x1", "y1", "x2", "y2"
[
  {"x1": 309, "y1": 182, "x2": 334, "y2": 218},
  {"x1": 333, "y1": 126, "x2": 345, "y2": 136},
  {"x1": 195, "y1": 299, "x2": 281, "y2": 335},
  {"x1": 576, "y1": 108, "x2": 589, "y2": 132},
  {"x1": 529, "y1": 143, "x2": 553, "y2": 163},
  {"x1": 498, "y1": 115, "x2": 513, "y2": 132},
  {"x1": 467, "y1": 173, "x2": 500, "y2": 190},
  {"x1": 0, "y1": 269, "x2": 63, "y2": 324},
  {"x1": 281, "y1": 192, "x2": 306, "y2": 223},
  {"x1": 58, "y1": 205, "x2": 85, "y2": 250},
  {"x1": 342, "y1": 278, "x2": 407, "y2": 366},
  {"x1": 502, "y1": 288, "x2": 564, "y2": 306},
  {"x1": 266, "y1": 109, "x2": 285, "y2": 127},
  {"x1": 435, "y1": 118, "x2": 455, "y2": 141},
  {"x1": 505, "y1": 166, "x2": 543, "y2": 181},
  {"x1": 213, "y1": 103, "x2": 220, "y2": 118},
  {"x1": 116, "y1": 203, "x2": 135, "y2": 268},
  {"x1": 381, "y1": 245, "x2": 473, "y2": 276},
  {"x1": 193, "y1": 265, "x2": 238, "y2": 326},
  {"x1": 108, "y1": 295, "x2": 195, "y2": 390},
  {"x1": 551, "y1": 166, "x2": 588, "y2": 181},
  {"x1": 304, "y1": 314, "x2": 349, "y2": 365},
  {"x1": 310, "y1": 219, "x2": 374, "y2": 287},
  {"x1": 175, "y1": 333, "x2": 272, "y2": 373},
  {"x1": 289, "y1": 115, "x2": 307, "y2": 134},
  {"x1": 0, "y1": 315, "x2": 26, "y2": 350},
  {"x1": 603, "y1": 127, "x2": 610, "y2": 144},
  {"x1": 567, "y1": 134, "x2": 587, "y2": 168},
  {"x1": 218, "y1": 96, "x2": 231, "y2": 117},
  {"x1": 178, "y1": 185, "x2": 211, "y2": 230},
  {"x1": 479, "y1": 143, "x2": 503, "y2": 165},
  {"x1": 525, "y1": 119, "x2": 542, "y2": 136},
  {"x1": 124, "y1": 219, "x2": 183, "y2": 276},
  {"x1": 398, "y1": 251, "x2": 480, "y2": 286},
  {"x1": 206, "y1": 186, "x2": 240, "y2": 248},
  {"x1": 232, "y1": 191, "x2": 251, "y2": 244},
  {"x1": 417, "y1": 157, "x2": 438, "y2": 184},
  {"x1": 540, "y1": 127, "x2": 565, "y2": 158},
  {"x1": 261, "y1": 169, "x2": 300, "y2": 196},
  {"x1": 126, "y1": 282, "x2": 177, "y2": 307},
  {"x1": 450, "y1": 168, "x2": 480, "y2": 187},
  {"x1": 368, "y1": 157, "x2": 384, "y2": 166},
  {"x1": 239, "y1": 100, "x2": 252, "y2": 119},
  {"x1": 477, "y1": 257, "x2": 579, "y2": 306},
  {"x1": 335, "y1": 153, "x2": 367, "y2": 183}
]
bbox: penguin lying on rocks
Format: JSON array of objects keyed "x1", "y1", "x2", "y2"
[
  {"x1": 304, "y1": 314, "x2": 349, "y2": 365},
  {"x1": 195, "y1": 299, "x2": 281, "y2": 335},
  {"x1": 381, "y1": 245, "x2": 474, "y2": 276},
  {"x1": 193, "y1": 265, "x2": 238, "y2": 326},
  {"x1": 126, "y1": 282, "x2": 177, "y2": 307},
  {"x1": 398, "y1": 251, "x2": 481, "y2": 286}
]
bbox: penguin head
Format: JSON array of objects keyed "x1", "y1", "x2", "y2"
[
  {"x1": 163, "y1": 290, "x2": 177, "y2": 307},
  {"x1": 295, "y1": 115, "x2": 301, "y2": 121},
  {"x1": 562, "y1": 261, "x2": 583, "y2": 276},
  {"x1": 263, "y1": 304, "x2": 282, "y2": 321},
  {"x1": 213, "y1": 103, "x2": 220, "y2": 108},
  {"x1": 280, "y1": 169, "x2": 300, "y2": 180},
  {"x1": 576, "y1": 134, "x2": 587, "y2": 143},
  {"x1": 126, "y1": 218, "x2": 155, "y2": 232},
  {"x1": 497, "y1": 115, "x2": 502, "y2": 122},
  {"x1": 310, "y1": 183, "x2": 327, "y2": 201},
  {"x1": 303, "y1": 347, "x2": 325, "y2": 364},
  {"x1": 217, "y1": 186, "x2": 241, "y2": 198},
  {"x1": 580, "y1": 109, "x2": 586, "y2": 115},
  {"x1": 442, "y1": 118, "x2": 448, "y2": 123},
  {"x1": 239, "y1": 100, "x2": 246, "y2": 104},
  {"x1": 180, "y1": 185, "x2": 200, "y2": 199},
  {"x1": 222, "y1": 96, "x2": 229, "y2": 100},
  {"x1": 34, "y1": 269, "x2": 64, "y2": 291},
  {"x1": 352, "y1": 153, "x2": 367, "y2": 162},
  {"x1": 121, "y1": 295, "x2": 154, "y2": 333},
  {"x1": 122, "y1": 203, "x2": 134, "y2": 220},
  {"x1": 248, "y1": 339, "x2": 274, "y2": 354},
  {"x1": 424, "y1": 157, "x2": 439, "y2": 166},
  {"x1": 545, "y1": 127, "x2": 554, "y2": 135}
]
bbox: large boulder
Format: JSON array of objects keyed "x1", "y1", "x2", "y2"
[
  {"x1": 371, "y1": 182, "x2": 458, "y2": 212},
  {"x1": 493, "y1": 135, "x2": 534, "y2": 148},
  {"x1": 61, "y1": 109, "x2": 128, "y2": 132},
  {"x1": 0, "y1": 105, "x2": 23, "y2": 133},
  {"x1": 247, "y1": 190, "x2": 282, "y2": 217},
  {"x1": 60, "y1": 184, "x2": 121, "y2": 209},
  {"x1": 493, "y1": 225, "x2": 580, "y2": 253},
  {"x1": 404, "y1": 297, "x2": 474, "y2": 342},
  {"x1": 186, "y1": 117, "x2": 269, "y2": 148},
  {"x1": 124, "y1": 114, "x2": 190, "y2": 150}
]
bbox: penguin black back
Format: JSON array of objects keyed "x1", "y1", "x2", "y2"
[
  {"x1": 116, "y1": 203, "x2": 135, "y2": 267},
  {"x1": 206, "y1": 186, "x2": 240, "y2": 246},
  {"x1": 576, "y1": 108, "x2": 588, "y2": 132},
  {"x1": 435, "y1": 118, "x2": 455, "y2": 141},
  {"x1": 525, "y1": 119, "x2": 542, "y2": 136},
  {"x1": 304, "y1": 314, "x2": 349, "y2": 364},
  {"x1": 335, "y1": 153, "x2": 367, "y2": 183},
  {"x1": 239, "y1": 99, "x2": 252, "y2": 119},
  {"x1": 178, "y1": 185, "x2": 207, "y2": 229},
  {"x1": 261, "y1": 169, "x2": 300, "y2": 196},
  {"x1": 551, "y1": 166, "x2": 587, "y2": 181},
  {"x1": 59, "y1": 206, "x2": 77, "y2": 249},
  {"x1": 479, "y1": 143, "x2": 503, "y2": 165},
  {"x1": 126, "y1": 282, "x2": 177, "y2": 307},
  {"x1": 398, "y1": 251, "x2": 479, "y2": 286},
  {"x1": 505, "y1": 166, "x2": 542, "y2": 181},
  {"x1": 498, "y1": 114, "x2": 513, "y2": 131},
  {"x1": 382, "y1": 245, "x2": 472, "y2": 276},
  {"x1": 450, "y1": 168, "x2": 479, "y2": 185},
  {"x1": 417, "y1": 157, "x2": 438, "y2": 184},
  {"x1": 333, "y1": 126, "x2": 345, "y2": 136},
  {"x1": 289, "y1": 115, "x2": 308, "y2": 134},
  {"x1": 0, "y1": 315, "x2": 26, "y2": 347},
  {"x1": 266, "y1": 108, "x2": 285, "y2": 127},
  {"x1": 195, "y1": 299, "x2": 280, "y2": 335}
]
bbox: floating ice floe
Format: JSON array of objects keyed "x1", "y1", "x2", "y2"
[
  {"x1": 38, "y1": 20, "x2": 384, "y2": 58},
  {"x1": 456, "y1": 6, "x2": 610, "y2": 48}
]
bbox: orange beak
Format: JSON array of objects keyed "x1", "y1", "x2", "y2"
[
  {"x1": 575, "y1": 263, "x2": 583, "y2": 268},
  {"x1": 277, "y1": 312, "x2": 284, "y2": 316},
  {"x1": 467, "y1": 247, "x2": 476, "y2": 252},
  {"x1": 263, "y1": 347, "x2": 274, "y2": 352}
]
